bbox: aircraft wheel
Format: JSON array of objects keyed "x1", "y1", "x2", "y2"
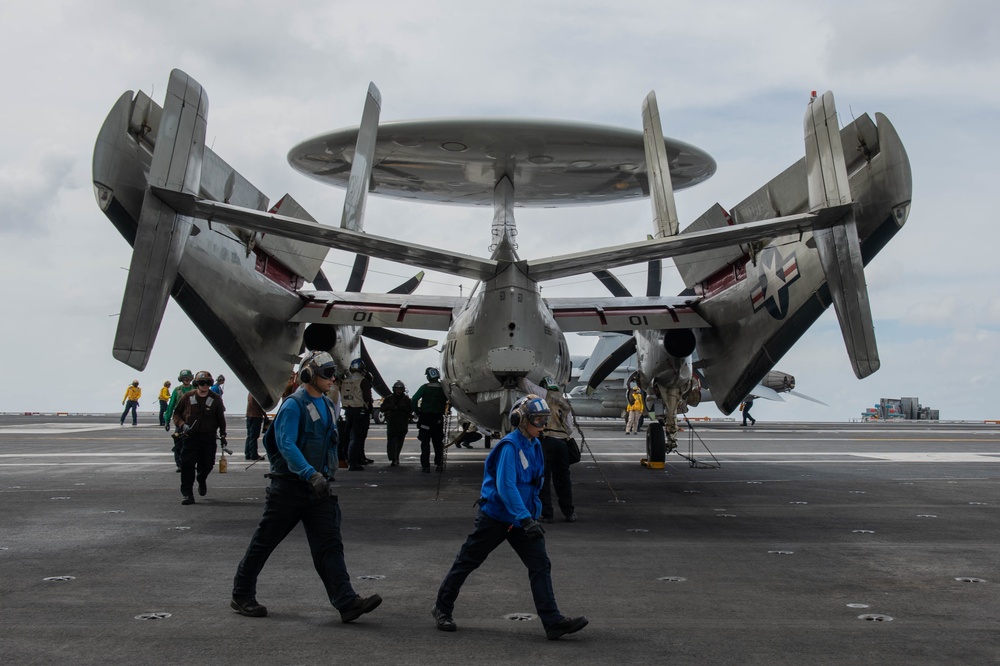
[{"x1": 646, "y1": 421, "x2": 666, "y2": 464}]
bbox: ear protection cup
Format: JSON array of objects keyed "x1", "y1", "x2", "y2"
[
  {"x1": 298, "y1": 351, "x2": 318, "y2": 384},
  {"x1": 508, "y1": 397, "x2": 529, "y2": 428}
]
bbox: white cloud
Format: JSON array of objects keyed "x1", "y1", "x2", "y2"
[{"x1": 0, "y1": 0, "x2": 997, "y2": 422}]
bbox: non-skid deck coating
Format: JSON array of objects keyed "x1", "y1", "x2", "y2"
[{"x1": 1, "y1": 416, "x2": 997, "y2": 665}]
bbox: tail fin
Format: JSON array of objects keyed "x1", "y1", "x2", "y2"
[
  {"x1": 641, "y1": 91, "x2": 679, "y2": 239},
  {"x1": 805, "y1": 91, "x2": 879, "y2": 378},
  {"x1": 94, "y1": 70, "x2": 328, "y2": 407},
  {"x1": 112, "y1": 70, "x2": 206, "y2": 370},
  {"x1": 339, "y1": 82, "x2": 381, "y2": 232},
  {"x1": 691, "y1": 99, "x2": 911, "y2": 413}
]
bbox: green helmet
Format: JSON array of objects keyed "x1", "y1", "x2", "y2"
[{"x1": 178, "y1": 369, "x2": 194, "y2": 382}]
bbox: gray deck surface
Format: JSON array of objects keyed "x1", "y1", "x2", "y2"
[{"x1": 1, "y1": 415, "x2": 997, "y2": 665}]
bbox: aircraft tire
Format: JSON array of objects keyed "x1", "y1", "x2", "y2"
[{"x1": 646, "y1": 422, "x2": 666, "y2": 464}]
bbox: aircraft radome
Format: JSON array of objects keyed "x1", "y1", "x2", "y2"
[{"x1": 93, "y1": 71, "x2": 911, "y2": 443}]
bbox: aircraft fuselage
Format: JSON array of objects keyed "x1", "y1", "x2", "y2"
[{"x1": 442, "y1": 261, "x2": 571, "y2": 431}]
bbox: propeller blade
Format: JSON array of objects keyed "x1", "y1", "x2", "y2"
[
  {"x1": 586, "y1": 337, "x2": 638, "y2": 393},
  {"x1": 359, "y1": 338, "x2": 391, "y2": 398},
  {"x1": 363, "y1": 327, "x2": 437, "y2": 350},
  {"x1": 646, "y1": 259, "x2": 661, "y2": 297},
  {"x1": 788, "y1": 390, "x2": 829, "y2": 406},
  {"x1": 592, "y1": 270, "x2": 631, "y2": 297},
  {"x1": 387, "y1": 271, "x2": 425, "y2": 295},
  {"x1": 345, "y1": 253, "x2": 369, "y2": 293},
  {"x1": 749, "y1": 385, "x2": 784, "y2": 401},
  {"x1": 312, "y1": 268, "x2": 333, "y2": 291}
]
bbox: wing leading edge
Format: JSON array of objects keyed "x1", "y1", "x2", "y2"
[{"x1": 194, "y1": 198, "x2": 851, "y2": 284}]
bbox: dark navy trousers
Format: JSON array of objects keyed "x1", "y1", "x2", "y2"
[
  {"x1": 435, "y1": 510, "x2": 562, "y2": 629},
  {"x1": 232, "y1": 477, "x2": 358, "y2": 610}
]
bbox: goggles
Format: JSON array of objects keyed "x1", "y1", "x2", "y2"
[
  {"x1": 527, "y1": 414, "x2": 549, "y2": 428},
  {"x1": 316, "y1": 365, "x2": 337, "y2": 380},
  {"x1": 194, "y1": 380, "x2": 212, "y2": 387}
]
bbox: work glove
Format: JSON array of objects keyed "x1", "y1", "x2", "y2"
[
  {"x1": 165, "y1": 424, "x2": 171, "y2": 432},
  {"x1": 520, "y1": 518, "x2": 546, "y2": 541},
  {"x1": 308, "y1": 472, "x2": 330, "y2": 499},
  {"x1": 220, "y1": 437, "x2": 232, "y2": 455}
]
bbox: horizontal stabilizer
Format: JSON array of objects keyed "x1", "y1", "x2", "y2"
[
  {"x1": 113, "y1": 182, "x2": 193, "y2": 369},
  {"x1": 805, "y1": 92, "x2": 879, "y2": 378}
]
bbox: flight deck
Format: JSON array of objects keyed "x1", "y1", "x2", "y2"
[{"x1": 1, "y1": 417, "x2": 997, "y2": 665}]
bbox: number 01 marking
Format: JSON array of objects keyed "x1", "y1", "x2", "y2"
[
  {"x1": 353, "y1": 312, "x2": 373, "y2": 322},
  {"x1": 628, "y1": 315, "x2": 649, "y2": 326}
]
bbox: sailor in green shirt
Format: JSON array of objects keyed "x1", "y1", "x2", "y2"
[{"x1": 411, "y1": 367, "x2": 448, "y2": 473}]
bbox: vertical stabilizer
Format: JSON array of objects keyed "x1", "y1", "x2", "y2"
[
  {"x1": 641, "y1": 91, "x2": 679, "y2": 239},
  {"x1": 805, "y1": 91, "x2": 879, "y2": 378},
  {"x1": 113, "y1": 70, "x2": 207, "y2": 370},
  {"x1": 340, "y1": 82, "x2": 381, "y2": 232}
]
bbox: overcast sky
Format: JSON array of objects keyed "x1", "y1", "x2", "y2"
[{"x1": 1, "y1": 0, "x2": 997, "y2": 422}]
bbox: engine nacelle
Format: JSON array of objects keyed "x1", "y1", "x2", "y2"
[
  {"x1": 303, "y1": 323, "x2": 337, "y2": 351},
  {"x1": 662, "y1": 328, "x2": 697, "y2": 359},
  {"x1": 761, "y1": 371, "x2": 795, "y2": 393}
]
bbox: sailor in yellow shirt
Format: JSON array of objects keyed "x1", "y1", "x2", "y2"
[
  {"x1": 121, "y1": 380, "x2": 142, "y2": 426},
  {"x1": 625, "y1": 389, "x2": 645, "y2": 435},
  {"x1": 158, "y1": 381, "x2": 172, "y2": 426}
]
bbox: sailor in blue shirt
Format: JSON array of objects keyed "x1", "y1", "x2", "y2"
[
  {"x1": 231, "y1": 351, "x2": 382, "y2": 624},
  {"x1": 432, "y1": 395, "x2": 589, "y2": 640}
]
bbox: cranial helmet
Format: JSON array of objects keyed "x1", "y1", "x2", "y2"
[
  {"x1": 178, "y1": 369, "x2": 194, "y2": 382},
  {"x1": 299, "y1": 351, "x2": 337, "y2": 384},
  {"x1": 509, "y1": 394, "x2": 550, "y2": 429},
  {"x1": 216, "y1": 374, "x2": 225, "y2": 383},
  {"x1": 392, "y1": 380, "x2": 406, "y2": 392},
  {"x1": 194, "y1": 371, "x2": 214, "y2": 386},
  {"x1": 425, "y1": 367, "x2": 441, "y2": 382},
  {"x1": 132, "y1": 380, "x2": 139, "y2": 386},
  {"x1": 349, "y1": 358, "x2": 366, "y2": 373}
]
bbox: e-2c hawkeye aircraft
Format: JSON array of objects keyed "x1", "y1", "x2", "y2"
[{"x1": 93, "y1": 70, "x2": 910, "y2": 439}]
